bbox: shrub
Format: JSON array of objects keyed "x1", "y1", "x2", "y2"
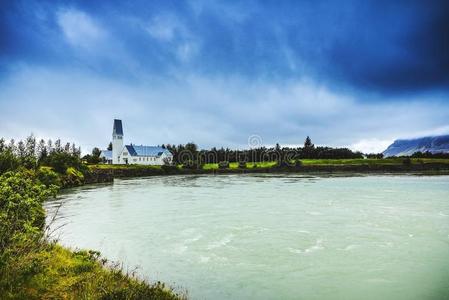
[
  {"x1": 161, "y1": 164, "x2": 178, "y2": 173},
  {"x1": 40, "y1": 151, "x2": 82, "y2": 174},
  {"x1": 218, "y1": 161, "x2": 230, "y2": 169},
  {"x1": 295, "y1": 160, "x2": 303, "y2": 167},
  {"x1": 62, "y1": 167, "x2": 84, "y2": 187},
  {"x1": 37, "y1": 166, "x2": 61, "y2": 188},
  {"x1": 0, "y1": 171, "x2": 55, "y2": 247},
  {"x1": 402, "y1": 157, "x2": 412, "y2": 166},
  {"x1": 238, "y1": 161, "x2": 247, "y2": 169},
  {"x1": 275, "y1": 160, "x2": 289, "y2": 168},
  {"x1": 0, "y1": 150, "x2": 20, "y2": 175},
  {"x1": 182, "y1": 160, "x2": 203, "y2": 170},
  {"x1": 0, "y1": 171, "x2": 57, "y2": 292}
]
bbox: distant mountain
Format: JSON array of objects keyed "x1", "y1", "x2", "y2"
[{"x1": 383, "y1": 135, "x2": 449, "y2": 157}]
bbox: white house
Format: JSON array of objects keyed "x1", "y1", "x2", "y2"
[
  {"x1": 99, "y1": 150, "x2": 112, "y2": 164},
  {"x1": 102, "y1": 119, "x2": 173, "y2": 165}
]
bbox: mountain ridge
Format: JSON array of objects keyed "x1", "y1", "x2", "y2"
[{"x1": 383, "y1": 135, "x2": 449, "y2": 157}]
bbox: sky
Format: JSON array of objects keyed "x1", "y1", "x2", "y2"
[{"x1": 1, "y1": 0, "x2": 448, "y2": 153}]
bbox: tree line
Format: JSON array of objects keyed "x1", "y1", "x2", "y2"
[
  {"x1": 0, "y1": 135, "x2": 82, "y2": 174},
  {"x1": 161, "y1": 136, "x2": 364, "y2": 165}
]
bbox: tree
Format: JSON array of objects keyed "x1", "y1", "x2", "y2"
[
  {"x1": 92, "y1": 147, "x2": 101, "y2": 158},
  {"x1": 47, "y1": 139, "x2": 53, "y2": 154},
  {"x1": 0, "y1": 138, "x2": 5, "y2": 152},
  {"x1": 70, "y1": 143, "x2": 77, "y2": 156},
  {"x1": 107, "y1": 142, "x2": 112, "y2": 151},
  {"x1": 0, "y1": 150, "x2": 20, "y2": 175},
  {"x1": 25, "y1": 135, "x2": 36, "y2": 158},
  {"x1": 54, "y1": 139, "x2": 62, "y2": 152},
  {"x1": 8, "y1": 139, "x2": 16, "y2": 154},
  {"x1": 304, "y1": 136, "x2": 314, "y2": 149},
  {"x1": 64, "y1": 142, "x2": 71, "y2": 153},
  {"x1": 40, "y1": 151, "x2": 82, "y2": 174},
  {"x1": 82, "y1": 147, "x2": 102, "y2": 164},
  {"x1": 17, "y1": 141, "x2": 26, "y2": 158}
]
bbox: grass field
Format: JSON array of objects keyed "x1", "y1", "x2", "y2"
[
  {"x1": 90, "y1": 158, "x2": 449, "y2": 172},
  {"x1": 203, "y1": 158, "x2": 449, "y2": 169}
]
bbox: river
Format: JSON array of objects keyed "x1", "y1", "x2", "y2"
[{"x1": 45, "y1": 174, "x2": 449, "y2": 299}]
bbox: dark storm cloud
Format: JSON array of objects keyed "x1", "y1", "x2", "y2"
[
  {"x1": 324, "y1": 1, "x2": 449, "y2": 93},
  {"x1": 1, "y1": 0, "x2": 448, "y2": 93},
  {"x1": 1, "y1": 0, "x2": 449, "y2": 153}
]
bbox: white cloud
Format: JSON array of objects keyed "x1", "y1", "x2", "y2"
[
  {"x1": 188, "y1": 0, "x2": 255, "y2": 23},
  {"x1": 145, "y1": 14, "x2": 200, "y2": 62},
  {"x1": 349, "y1": 138, "x2": 393, "y2": 154},
  {"x1": 145, "y1": 15, "x2": 178, "y2": 41},
  {"x1": 57, "y1": 8, "x2": 106, "y2": 49},
  {"x1": 1, "y1": 66, "x2": 449, "y2": 153}
]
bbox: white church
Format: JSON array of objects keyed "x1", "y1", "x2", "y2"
[{"x1": 100, "y1": 119, "x2": 173, "y2": 165}]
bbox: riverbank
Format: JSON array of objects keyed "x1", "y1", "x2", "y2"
[
  {"x1": 0, "y1": 170, "x2": 184, "y2": 300},
  {"x1": 85, "y1": 158, "x2": 449, "y2": 183}
]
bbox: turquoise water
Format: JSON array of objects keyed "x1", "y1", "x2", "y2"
[{"x1": 46, "y1": 175, "x2": 449, "y2": 299}]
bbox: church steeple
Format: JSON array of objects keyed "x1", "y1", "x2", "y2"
[{"x1": 112, "y1": 119, "x2": 123, "y2": 164}]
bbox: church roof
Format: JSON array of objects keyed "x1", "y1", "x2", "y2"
[
  {"x1": 113, "y1": 119, "x2": 123, "y2": 135},
  {"x1": 100, "y1": 150, "x2": 112, "y2": 160},
  {"x1": 124, "y1": 145, "x2": 171, "y2": 157}
]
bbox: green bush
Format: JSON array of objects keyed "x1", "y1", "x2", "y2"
[
  {"x1": 62, "y1": 167, "x2": 84, "y2": 187},
  {"x1": 0, "y1": 171, "x2": 57, "y2": 296},
  {"x1": 295, "y1": 160, "x2": 303, "y2": 167},
  {"x1": 275, "y1": 158, "x2": 292, "y2": 168},
  {"x1": 0, "y1": 150, "x2": 20, "y2": 175},
  {"x1": 402, "y1": 157, "x2": 412, "y2": 166},
  {"x1": 161, "y1": 165, "x2": 178, "y2": 173},
  {"x1": 0, "y1": 171, "x2": 56, "y2": 249},
  {"x1": 40, "y1": 151, "x2": 82, "y2": 174},
  {"x1": 182, "y1": 160, "x2": 203, "y2": 170},
  {"x1": 36, "y1": 166, "x2": 61, "y2": 188},
  {"x1": 238, "y1": 161, "x2": 247, "y2": 169},
  {"x1": 218, "y1": 161, "x2": 230, "y2": 169}
]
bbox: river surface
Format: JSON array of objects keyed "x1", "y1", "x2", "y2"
[{"x1": 45, "y1": 174, "x2": 449, "y2": 300}]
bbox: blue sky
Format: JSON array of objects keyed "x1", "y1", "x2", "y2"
[{"x1": 1, "y1": 0, "x2": 448, "y2": 153}]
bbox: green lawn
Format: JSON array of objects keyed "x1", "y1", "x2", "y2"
[
  {"x1": 89, "y1": 158, "x2": 449, "y2": 172},
  {"x1": 203, "y1": 158, "x2": 449, "y2": 169},
  {"x1": 300, "y1": 158, "x2": 449, "y2": 165},
  {"x1": 203, "y1": 161, "x2": 277, "y2": 170}
]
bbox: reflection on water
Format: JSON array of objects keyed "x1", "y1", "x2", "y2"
[{"x1": 46, "y1": 174, "x2": 449, "y2": 300}]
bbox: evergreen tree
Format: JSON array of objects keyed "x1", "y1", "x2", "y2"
[
  {"x1": 17, "y1": 141, "x2": 26, "y2": 158},
  {"x1": 54, "y1": 139, "x2": 62, "y2": 152},
  {"x1": 8, "y1": 139, "x2": 16, "y2": 154},
  {"x1": 0, "y1": 138, "x2": 5, "y2": 152},
  {"x1": 92, "y1": 147, "x2": 101, "y2": 158},
  {"x1": 64, "y1": 142, "x2": 71, "y2": 153},
  {"x1": 304, "y1": 136, "x2": 314, "y2": 148},
  {"x1": 37, "y1": 139, "x2": 47, "y2": 161},
  {"x1": 47, "y1": 139, "x2": 53, "y2": 153}
]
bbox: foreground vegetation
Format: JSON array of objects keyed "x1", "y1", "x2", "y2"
[{"x1": 0, "y1": 137, "x2": 182, "y2": 299}]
